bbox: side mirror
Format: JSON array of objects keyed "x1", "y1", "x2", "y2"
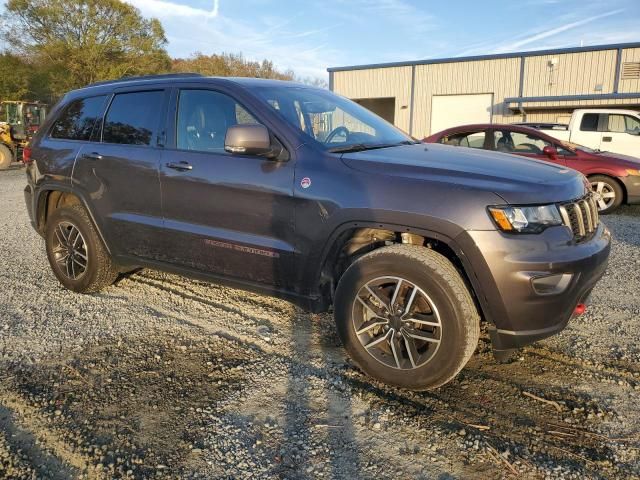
[
  {"x1": 543, "y1": 145, "x2": 558, "y2": 159},
  {"x1": 225, "y1": 124, "x2": 278, "y2": 158}
]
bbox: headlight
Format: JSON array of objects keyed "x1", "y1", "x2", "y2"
[{"x1": 488, "y1": 205, "x2": 563, "y2": 233}]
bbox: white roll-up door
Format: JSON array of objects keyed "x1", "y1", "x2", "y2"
[{"x1": 430, "y1": 93, "x2": 494, "y2": 134}]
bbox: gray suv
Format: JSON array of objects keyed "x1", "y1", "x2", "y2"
[{"x1": 23, "y1": 74, "x2": 611, "y2": 390}]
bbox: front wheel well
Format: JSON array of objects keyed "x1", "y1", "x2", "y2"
[
  {"x1": 586, "y1": 174, "x2": 627, "y2": 204},
  {"x1": 318, "y1": 227, "x2": 483, "y2": 319}
]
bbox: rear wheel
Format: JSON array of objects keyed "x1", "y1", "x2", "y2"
[
  {"x1": 334, "y1": 244, "x2": 480, "y2": 390},
  {"x1": 589, "y1": 175, "x2": 623, "y2": 214},
  {"x1": 45, "y1": 204, "x2": 118, "y2": 293},
  {"x1": 0, "y1": 144, "x2": 12, "y2": 170}
]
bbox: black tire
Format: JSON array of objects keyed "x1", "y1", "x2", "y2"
[
  {"x1": 589, "y1": 175, "x2": 623, "y2": 214},
  {"x1": 334, "y1": 244, "x2": 480, "y2": 390},
  {"x1": 0, "y1": 144, "x2": 12, "y2": 170},
  {"x1": 45, "y1": 204, "x2": 118, "y2": 293}
]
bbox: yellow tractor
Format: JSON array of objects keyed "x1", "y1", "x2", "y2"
[{"x1": 0, "y1": 100, "x2": 47, "y2": 170}]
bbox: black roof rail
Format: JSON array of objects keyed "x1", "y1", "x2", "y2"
[{"x1": 85, "y1": 73, "x2": 204, "y2": 88}]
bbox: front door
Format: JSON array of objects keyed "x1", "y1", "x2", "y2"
[
  {"x1": 158, "y1": 88, "x2": 296, "y2": 289},
  {"x1": 72, "y1": 89, "x2": 168, "y2": 259}
]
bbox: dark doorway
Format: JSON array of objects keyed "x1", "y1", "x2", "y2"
[{"x1": 354, "y1": 97, "x2": 395, "y2": 124}]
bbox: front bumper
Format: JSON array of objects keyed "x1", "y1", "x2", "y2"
[
  {"x1": 620, "y1": 175, "x2": 640, "y2": 204},
  {"x1": 456, "y1": 223, "x2": 611, "y2": 350}
]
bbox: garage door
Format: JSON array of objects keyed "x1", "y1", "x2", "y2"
[{"x1": 430, "y1": 93, "x2": 494, "y2": 135}]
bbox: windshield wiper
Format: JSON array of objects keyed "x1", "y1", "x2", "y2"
[
  {"x1": 328, "y1": 143, "x2": 371, "y2": 153},
  {"x1": 328, "y1": 140, "x2": 419, "y2": 154}
]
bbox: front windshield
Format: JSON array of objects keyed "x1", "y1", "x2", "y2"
[{"x1": 255, "y1": 86, "x2": 414, "y2": 151}]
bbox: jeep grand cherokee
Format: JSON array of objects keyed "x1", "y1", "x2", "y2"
[{"x1": 23, "y1": 74, "x2": 611, "y2": 390}]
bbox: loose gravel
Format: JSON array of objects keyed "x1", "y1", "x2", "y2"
[{"x1": 1, "y1": 167, "x2": 639, "y2": 479}]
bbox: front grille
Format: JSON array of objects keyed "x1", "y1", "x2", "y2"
[{"x1": 558, "y1": 194, "x2": 599, "y2": 240}]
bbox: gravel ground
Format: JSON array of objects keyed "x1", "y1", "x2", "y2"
[{"x1": 0, "y1": 167, "x2": 639, "y2": 479}]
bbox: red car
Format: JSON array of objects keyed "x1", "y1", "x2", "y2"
[{"x1": 425, "y1": 124, "x2": 640, "y2": 214}]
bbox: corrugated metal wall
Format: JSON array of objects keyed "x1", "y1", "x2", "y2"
[
  {"x1": 620, "y1": 47, "x2": 640, "y2": 93},
  {"x1": 332, "y1": 66, "x2": 413, "y2": 133},
  {"x1": 332, "y1": 45, "x2": 640, "y2": 138},
  {"x1": 412, "y1": 58, "x2": 521, "y2": 136},
  {"x1": 522, "y1": 50, "x2": 617, "y2": 96}
]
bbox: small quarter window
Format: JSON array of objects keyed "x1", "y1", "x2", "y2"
[
  {"x1": 50, "y1": 96, "x2": 107, "y2": 141},
  {"x1": 103, "y1": 91, "x2": 164, "y2": 146}
]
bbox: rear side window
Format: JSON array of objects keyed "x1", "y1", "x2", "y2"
[
  {"x1": 50, "y1": 96, "x2": 107, "y2": 141},
  {"x1": 103, "y1": 91, "x2": 164, "y2": 146},
  {"x1": 607, "y1": 114, "x2": 640, "y2": 134},
  {"x1": 440, "y1": 131, "x2": 487, "y2": 149},
  {"x1": 579, "y1": 114, "x2": 600, "y2": 132}
]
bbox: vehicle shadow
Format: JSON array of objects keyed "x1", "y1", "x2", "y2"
[{"x1": 271, "y1": 311, "x2": 361, "y2": 479}]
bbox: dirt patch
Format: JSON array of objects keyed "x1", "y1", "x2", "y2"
[
  {"x1": 2, "y1": 168, "x2": 640, "y2": 479},
  {"x1": 1, "y1": 330, "x2": 257, "y2": 478}
]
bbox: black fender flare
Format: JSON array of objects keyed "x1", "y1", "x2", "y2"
[
  {"x1": 310, "y1": 220, "x2": 496, "y2": 325},
  {"x1": 34, "y1": 182, "x2": 114, "y2": 256}
]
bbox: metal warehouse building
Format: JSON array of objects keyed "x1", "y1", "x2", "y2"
[{"x1": 327, "y1": 42, "x2": 640, "y2": 138}]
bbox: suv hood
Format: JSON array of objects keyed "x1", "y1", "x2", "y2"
[{"x1": 341, "y1": 143, "x2": 588, "y2": 204}]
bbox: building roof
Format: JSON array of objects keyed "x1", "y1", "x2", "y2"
[{"x1": 327, "y1": 41, "x2": 640, "y2": 73}]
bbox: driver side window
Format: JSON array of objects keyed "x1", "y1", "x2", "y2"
[
  {"x1": 176, "y1": 89, "x2": 260, "y2": 153},
  {"x1": 495, "y1": 130, "x2": 549, "y2": 154}
]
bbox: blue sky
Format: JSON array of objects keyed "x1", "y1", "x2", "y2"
[{"x1": 126, "y1": 0, "x2": 640, "y2": 80}]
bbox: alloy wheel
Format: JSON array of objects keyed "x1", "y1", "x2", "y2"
[
  {"x1": 51, "y1": 221, "x2": 89, "y2": 280},
  {"x1": 351, "y1": 276, "x2": 442, "y2": 370},
  {"x1": 590, "y1": 181, "x2": 617, "y2": 211}
]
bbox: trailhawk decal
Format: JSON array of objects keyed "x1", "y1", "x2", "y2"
[{"x1": 204, "y1": 239, "x2": 280, "y2": 258}]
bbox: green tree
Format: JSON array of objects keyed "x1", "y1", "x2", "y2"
[
  {"x1": 172, "y1": 52, "x2": 294, "y2": 80},
  {"x1": 2, "y1": 0, "x2": 171, "y2": 98},
  {"x1": 0, "y1": 53, "x2": 31, "y2": 99}
]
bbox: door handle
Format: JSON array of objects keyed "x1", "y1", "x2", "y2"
[
  {"x1": 82, "y1": 152, "x2": 103, "y2": 161},
  {"x1": 602, "y1": 136, "x2": 612, "y2": 142},
  {"x1": 166, "y1": 161, "x2": 193, "y2": 171}
]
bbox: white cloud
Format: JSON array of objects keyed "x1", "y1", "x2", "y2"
[
  {"x1": 492, "y1": 9, "x2": 625, "y2": 52},
  {"x1": 126, "y1": 0, "x2": 219, "y2": 18},
  {"x1": 452, "y1": 8, "x2": 628, "y2": 58},
  {"x1": 123, "y1": 0, "x2": 336, "y2": 79}
]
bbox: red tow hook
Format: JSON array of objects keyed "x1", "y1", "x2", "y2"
[{"x1": 573, "y1": 303, "x2": 587, "y2": 316}]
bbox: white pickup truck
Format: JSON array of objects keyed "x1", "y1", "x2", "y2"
[{"x1": 540, "y1": 109, "x2": 640, "y2": 158}]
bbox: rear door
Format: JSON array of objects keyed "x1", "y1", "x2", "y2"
[
  {"x1": 158, "y1": 86, "x2": 296, "y2": 288},
  {"x1": 72, "y1": 88, "x2": 169, "y2": 259},
  {"x1": 601, "y1": 113, "x2": 640, "y2": 156}
]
